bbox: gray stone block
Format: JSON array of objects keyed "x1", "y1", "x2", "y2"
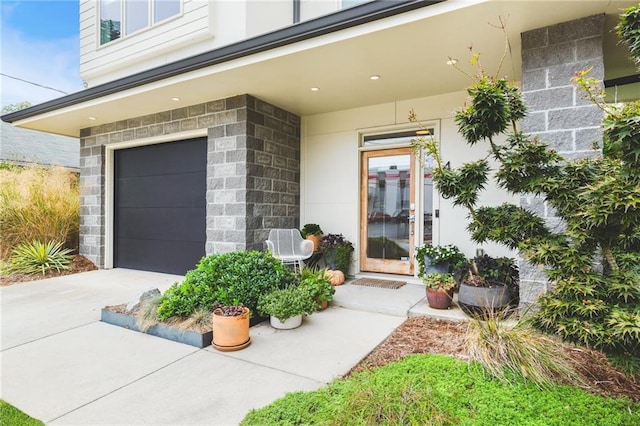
[
  {"x1": 576, "y1": 36, "x2": 603, "y2": 61},
  {"x1": 575, "y1": 128, "x2": 603, "y2": 151},
  {"x1": 225, "y1": 149, "x2": 245, "y2": 163},
  {"x1": 226, "y1": 94, "x2": 247, "y2": 109},
  {"x1": 547, "y1": 14, "x2": 604, "y2": 44},
  {"x1": 140, "y1": 113, "x2": 156, "y2": 126},
  {"x1": 127, "y1": 117, "x2": 142, "y2": 128},
  {"x1": 519, "y1": 280, "x2": 548, "y2": 305},
  {"x1": 171, "y1": 107, "x2": 188, "y2": 120},
  {"x1": 548, "y1": 60, "x2": 604, "y2": 88},
  {"x1": 540, "y1": 130, "x2": 574, "y2": 152},
  {"x1": 188, "y1": 104, "x2": 205, "y2": 117},
  {"x1": 225, "y1": 122, "x2": 245, "y2": 137},
  {"x1": 135, "y1": 127, "x2": 149, "y2": 139},
  {"x1": 522, "y1": 42, "x2": 575, "y2": 70},
  {"x1": 149, "y1": 124, "x2": 163, "y2": 137},
  {"x1": 256, "y1": 126, "x2": 274, "y2": 142},
  {"x1": 224, "y1": 229, "x2": 245, "y2": 243},
  {"x1": 521, "y1": 112, "x2": 546, "y2": 132},
  {"x1": 521, "y1": 27, "x2": 548, "y2": 50},
  {"x1": 180, "y1": 118, "x2": 197, "y2": 131},
  {"x1": 548, "y1": 105, "x2": 603, "y2": 130},
  {"x1": 206, "y1": 99, "x2": 225, "y2": 113},
  {"x1": 102, "y1": 122, "x2": 116, "y2": 133},
  {"x1": 216, "y1": 110, "x2": 238, "y2": 125},
  {"x1": 197, "y1": 114, "x2": 216, "y2": 128},
  {"x1": 122, "y1": 130, "x2": 135, "y2": 141},
  {"x1": 523, "y1": 87, "x2": 574, "y2": 111}
]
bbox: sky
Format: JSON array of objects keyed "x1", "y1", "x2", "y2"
[{"x1": 1, "y1": 0, "x2": 84, "y2": 109}]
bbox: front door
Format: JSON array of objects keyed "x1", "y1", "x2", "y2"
[{"x1": 360, "y1": 148, "x2": 415, "y2": 275}]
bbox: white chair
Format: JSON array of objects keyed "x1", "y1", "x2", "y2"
[{"x1": 266, "y1": 229, "x2": 314, "y2": 273}]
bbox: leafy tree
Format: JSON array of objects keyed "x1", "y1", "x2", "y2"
[
  {"x1": 411, "y1": 7, "x2": 640, "y2": 371},
  {"x1": 1, "y1": 101, "x2": 32, "y2": 114}
]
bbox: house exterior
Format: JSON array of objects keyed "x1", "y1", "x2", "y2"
[
  {"x1": 0, "y1": 121, "x2": 79, "y2": 169},
  {"x1": 2, "y1": 0, "x2": 638, "y2": 308}
]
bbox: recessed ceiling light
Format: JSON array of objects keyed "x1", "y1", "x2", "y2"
[
  {"x1": 446, "y1": 57, "x2": 458, "y2": 66},
  {"x1": 370, "y1": 75, "x2": 381, "y2": 80},
  {"x1": 88, "y1": 117, "x2": 96, "y2": 120},
  {"x1": 310, "y1": 87, "x2": 319, "y2": 92},
  {"x1": 416, "y1": 130, "x2": 431, "y2": 135},
  {"x1": 171, "y1": 97, "x2": 181, "y2": 101}
]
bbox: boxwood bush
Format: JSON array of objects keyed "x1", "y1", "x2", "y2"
[{"x1": 157, "y1": 250, "x2": 294, "y2": 320}]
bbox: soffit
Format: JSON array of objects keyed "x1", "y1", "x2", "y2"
[{"x1": 10, "y1": 0, "x2": 637, "y2": 137}]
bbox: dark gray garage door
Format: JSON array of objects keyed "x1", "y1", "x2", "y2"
[{"x1": 114, "y1": 138, "x2": 206, "y2": 275}]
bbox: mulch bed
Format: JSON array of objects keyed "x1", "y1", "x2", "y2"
[{"x1": 0, "y1": 255, "x2": 97, "y2": 286}]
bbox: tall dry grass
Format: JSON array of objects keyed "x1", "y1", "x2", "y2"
[
  {"x1": 0, "y1": 166, "x2": 79, "y2": 260},
  {"x1": 465, "y1": 309, "x2": 587, "y2": 389}
]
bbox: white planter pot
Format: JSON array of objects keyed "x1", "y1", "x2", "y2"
[{"x1": 270, "y1": 314, "x2": 302, "y2": 330}]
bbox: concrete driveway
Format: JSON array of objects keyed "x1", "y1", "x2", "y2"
[{"x1": 0, "y1": 269, "x2": 404, "y2": 425}]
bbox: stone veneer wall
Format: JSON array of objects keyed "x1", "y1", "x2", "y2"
[
  {"x1": 79, "y1": 94, "x2": 300, "y2": 267},
  {"x1": 518, "y1": 14, "x2": 605, "y2": 308}
]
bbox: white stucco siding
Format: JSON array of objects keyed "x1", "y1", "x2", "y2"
[
  {"x1": 301, "y1": 91, "x2": 518, "y2": 274},
  {"x1": 246, "y1": 1, "x2": 293, "y2": 38}
]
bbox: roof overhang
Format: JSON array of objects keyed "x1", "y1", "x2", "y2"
[{"x1": 2, "y1": 0, "x2": 637, "y2": 137}]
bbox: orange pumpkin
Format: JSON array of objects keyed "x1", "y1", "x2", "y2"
[{"x1": 327, "y1": 270, "x2": 345, "y2": 286}]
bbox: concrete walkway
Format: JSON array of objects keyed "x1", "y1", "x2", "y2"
[{"x1": 1, "y1": 269, "x2": 414, "y2": 425}]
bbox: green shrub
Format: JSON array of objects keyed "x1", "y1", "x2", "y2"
[
  {"x1": 297, "y1": 268, "x2": 335, "y2": 306},
  {"x1": 241, "y1": 355, "x2": 640, "y2": 426},
  {"x1": 257, "y1": 286, "x2": 318, "y2": 322},
  {"x1": 156, "y1": 250, "x2": 294, "y2": 320},
  {"x1": 5, "y1": 240, "x2": 74, "y2": 275},
  {"x1": 0, "y1": 166, "x2": 79, "y2": 260}
]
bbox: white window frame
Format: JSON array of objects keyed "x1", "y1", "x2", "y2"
[{"x1": 99, "y1": 0, "x2": 182, "y2": 46}]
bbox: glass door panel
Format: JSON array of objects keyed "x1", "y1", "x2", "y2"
[{"x1": 360, "y1": 148, "x2": 414, "y2": 275}]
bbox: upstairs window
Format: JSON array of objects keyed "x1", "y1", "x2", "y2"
[{"x1": 100, "y1": 0, "x2": 181, "y2": 45}]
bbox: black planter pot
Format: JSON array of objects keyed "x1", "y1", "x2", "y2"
[{"x1": 458, "y1": 281, "x2": 511, "y2": 316}]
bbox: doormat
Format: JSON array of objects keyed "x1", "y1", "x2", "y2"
[{"x1": 351, "y1": 278, "x2": 406, "y2": 289}]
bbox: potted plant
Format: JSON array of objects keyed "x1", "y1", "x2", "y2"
[
  {"x1": 298, "y1": 268, "x2": 335, "y2": 310},
  {"x1": 457, "y1": 254, "x2": 519, "y2": 316},
  {"x1": 211, "y1": 304, "x2": 251, "y2": 352},
  {"x1": 300, "y1": 223, "x2": 323, "y2": 252},
  {"x1": 422, "y1": 272, "x2": 456, "y2": 309},
  {"x1": 415, "y1": 244, "x2": 466, "y2": 276},
  {"x1": 257, "y1": 286, "x2": 318, "y2": 329},
  {"x1": 320, "y1": 233, "x2": 354, "y2": 277}
]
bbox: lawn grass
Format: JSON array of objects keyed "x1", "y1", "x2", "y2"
[
  {"x1": 241, "y1": 355, "x2": 640, "y2": 426},
  {"x1": 0, "y1": 400, "x2": 43, "y2": 426}
]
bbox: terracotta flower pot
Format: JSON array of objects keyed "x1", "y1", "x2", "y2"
[
  {"x1": 426, "y1": 287, "x2": 453, "y2": 309},
  {"x1": 212, "y1": 306, "x2": 251, "y2": 352},
  {"x1": 318, "y1": 299, "x2": 329, "y2": 311},
  {"x1": 306, "y1": 234, "x2": 322, "y2": 252}
]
